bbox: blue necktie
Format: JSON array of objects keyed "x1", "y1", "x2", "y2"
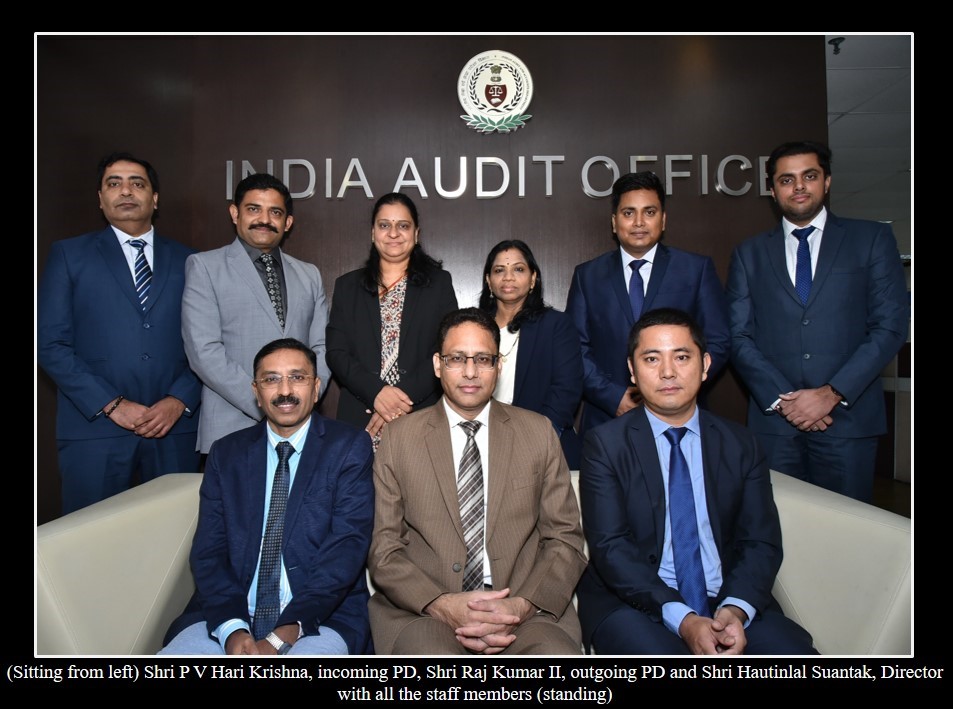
[
  {"x1": 792, "y1": 226, "x2": 815, "y2": 306},
  {"x1": 628, "y1": 259, "x2": 646, "y2": 320},
  {"x1": 253, "y1": 441, "x2": 293, "y2": 640},
  {"x1": 664, "y1": 427, "x2": 709, "y2": 617},
  {"x1": 128, "y1": 239, "x2": 152, "y2": 312}
]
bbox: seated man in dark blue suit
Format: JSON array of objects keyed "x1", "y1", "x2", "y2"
[
  {"x1": 577, "y1": 308, "x2": 816, "y2": 655},
  {"x1": 161, "y1": 338, "x2": 374, "y2": 655},
  {"x1": 567, "y1": 172, "x2": 729, "y2": 439},
  {"x1": 38, "y1": 152, "x2": 200, "y2": 514}
]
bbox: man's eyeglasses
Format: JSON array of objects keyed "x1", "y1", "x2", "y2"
[
  {"x1": 255, "y1": 374, "x2": 315, "y2": 389},
  {"x1": 438, "y1": 354, "x2": 499, "y2": 370}
]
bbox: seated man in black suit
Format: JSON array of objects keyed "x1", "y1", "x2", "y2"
[{"x1": 576, "y1": 308, "x2": 816, "y2": 655}]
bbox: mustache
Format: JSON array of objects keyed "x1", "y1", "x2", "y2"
[
  {"x1": 271, "y1": 394, "x2": 300, "y2": 406},
  {"x1": 251, "y1": 223, "x2": 279, "y2": 233}
]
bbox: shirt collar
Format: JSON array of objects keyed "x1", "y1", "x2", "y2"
[
  {"x1": 619, "y1": 242, "x2": 659, "y2": 269},
  {"x1": 442, "y1": 397, "x2": 492, "y2": 431},
  {"x1": 238, "y1": 236, "x2": 281, "y2": 262},
  {"x1": 266, "y1": 415, "x2": 312, "y2": 452},
  {"x1": 111, "y1": 225, "x2": 155, "y2": 245},
  {"x1": 782, "y1": 206, "x2": 828, "y2": 239},
  {"x1": 644, "y1": 406, "x2": 701, "y2": 440}
]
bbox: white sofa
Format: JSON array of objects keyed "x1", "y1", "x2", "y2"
[{"x1": 36, "y1": 470, "x2": 910, "y2": 655}]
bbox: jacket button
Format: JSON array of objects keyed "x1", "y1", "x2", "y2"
[
  {"x1": 452, "y1": 563, "x2": 462, "y2": 572},
  {"x1": 648, "y1": 554, "x2": 657, "y2": 564},
  {"x1": 803, "y1": 353, "x2": 811, "y2": 360},
  {"x1": 801, "y1": 319, "x2": 810, "y2": 326},
  {"x1": 143, "y1": 322, "x2": 151, "y2": 329}
]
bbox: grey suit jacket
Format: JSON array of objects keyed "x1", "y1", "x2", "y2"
[
  {"x1": 368, "y1": 398, "x2": 587, "y2": 654},
  {"x1": 182, "y1": 238, "x2": 330, "y2": 452}
]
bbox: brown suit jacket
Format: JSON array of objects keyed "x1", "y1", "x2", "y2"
[{"x1": 369, "y1": 398, "x2": 587, "y2": 654}]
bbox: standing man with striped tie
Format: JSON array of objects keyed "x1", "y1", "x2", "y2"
[{"x1": 38, "y1": 153, "x2": 201, "y2": 513}]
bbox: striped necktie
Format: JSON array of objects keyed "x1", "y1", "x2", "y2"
[{"x1": 128, "y1": 239, "x2": 152, "y2": 312}]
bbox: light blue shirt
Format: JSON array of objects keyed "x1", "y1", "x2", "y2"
[
  {"x1": 618, "y1": 243, "x2": 658, "y2": 294},
  {"x1": 644, "y1": 408, "x2": 756, "y2": 635},
  {"x1": 214, "y1": 418, "x2": 311, "y2": 649}
]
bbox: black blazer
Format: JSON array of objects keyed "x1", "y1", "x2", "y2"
[{"x1": 327, "y1": 267, "x2": 457, "y2": 428}]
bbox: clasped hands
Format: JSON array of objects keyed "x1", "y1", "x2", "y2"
[
  {"x1": 366, "y1": 386, "x2": 414, "y2": 437},
  {"x1": 106, "y1": 395, "x2": 186, "y2": 438},
  {"x1": 424, "y1": 588, "x2": 535, "y2": 655},
  {"x1": 679, "y1": 605, "x2": 748, "y2": 655},
  {"x1": 774, "y1": 386, "x2": 842, "y2": 432}
]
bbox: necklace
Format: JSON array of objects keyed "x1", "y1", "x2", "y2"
[
  {"x1": 499, "y1": 330, "x2": 520, "y2": 363},
  {"x1": 379, "y1": 272, "x2": 406, "y2": 295}
]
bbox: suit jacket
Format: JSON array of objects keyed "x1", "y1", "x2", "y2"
[
  {"x1": 182, "y1": 238, "x2": 330, "y2": 452},
  {"x1": 167, "y1": 414, "x2": 374, "y2": 653},
  {"x1": 576, "y1": 405, "x2": 782, "y2": 648},
  {"x1": 368, "y1": 399, "x2": 587, "y2": 654},
  {"x1": 566, "y1": 245, "x2": 730, "y2": 434},
  {"x1": 509, "y1": 309, "x2": 583, "y2": 469},
  {"x1": 38, "y1": 228, "x2": 200, "y2": 440},
  {"x1": 726, "y1": 212, "x2": 909, "y2": 438},
  {"x1": 326, "y1": 267, "x2": 457, "y2": 428}
]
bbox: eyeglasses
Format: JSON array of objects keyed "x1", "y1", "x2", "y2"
[
  {"x1": 375, "y1": 220, "x2": 414, "y2": 233},
  {"x1": 439, "y1": 354, "x2": 499, "y2": 370},
  {"x1": 255, "y1": 374, "x2": 315, "y2": 389}
]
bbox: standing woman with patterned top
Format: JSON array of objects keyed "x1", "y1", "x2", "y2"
[{"x1": 327, "y1": 193, "x2": 457, "y2": 448}]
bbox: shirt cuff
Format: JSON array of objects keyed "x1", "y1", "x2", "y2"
[
  {"x1": 719, "y1": 597, "x2": 756, "y2": 629},
  {"x1": 662, "y1": 601, "x2": 695, "y2": 636},
  {"x1": 214, "y1": 619, "x2": 251, "y2": 651}
]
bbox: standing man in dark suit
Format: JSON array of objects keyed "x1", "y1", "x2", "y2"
[
  {"x1": 182, "y1": 173, "x2": 330, "y2": 454},
  {"x1": 566, "y1": 171, "x2": 729, "y2": 437},
  {"x1": 38, "y1": 153, "x2": 201, "y2": 514},
  {"x1": 726, "y1": 141, "x2": 909, "y2": 502},
  {"x1": 577, "y1": 308, "x2": 816, "y2": 654},
  {"x1": 369, "y1": 308, "x2": 587, "y2": 655},
  {"x1": 160, "y1": 338, "x2": 374, "y2": 655}
]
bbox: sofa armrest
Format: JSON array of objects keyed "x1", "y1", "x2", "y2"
[
  {"x1": 770, "y1": 470, "x2": 911, "y2": 655},
  {"x1": 37, "y1": 473, "x2": 202, "y2": 655}
]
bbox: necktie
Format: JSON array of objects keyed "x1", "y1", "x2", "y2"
[
  {"x1": 128, "y1": 239, "x2": 152, "y2": 312},
  {"x1": 792, "y1": 226, "x2": 815, "y2": 306},
  {"x1": 253, "y1": 441, "x2": 294, "y2": 640},
  {"x1": 664, "y1": 427, "x2": 709, "y2": 617},
  {"x1": 628, "y1": 259, "x2": 646, "y2": 320},
  {"x1": 259, "y1": 252, "x2": 285, "y2": 328},
  {"x1": 457, "y1": 420, "x2": 484, "y2": 592}
]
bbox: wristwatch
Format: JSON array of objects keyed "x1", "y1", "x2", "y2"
[{"x1": 265, "y1": 632, "x2": 292, "y2": 655}]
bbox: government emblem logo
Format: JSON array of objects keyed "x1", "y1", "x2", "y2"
[{"x1": 458, "y1": 51, "x2": 533, "y2": 134}]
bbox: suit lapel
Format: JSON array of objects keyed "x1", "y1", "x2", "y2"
[
  {"x1": 484, "y1": 401, "x2": 512, "y2": 544},
  {"x1": 698, "y1": 410, "x2": 724, "y2": 552},
  {"x1": 284, "y1": 414, "x2": 324, "y2": 540},
  {"x1": 766, "y1": 225, "x2": 802, "y2": 306},
  {"x1": 511, "y1": 318, "x2": 536, "y2": 403},
  {"x1": 144, "y1": 234, "x2": 170, "y2": 315},
  {"x1": 96, "y1": 229, "x2": 143, "y2": 315},
  {"x1": 227, "y1": 239, "x2": 282, "y2": 329},
  {"x1": 807, "y1": 213, "x2": 845, "y2": 307},
  {"x1": 604, "y1": 252, "x2": 635, "y2": 328},
  {"x1": 243, "y1": 422, "x2": 270, "y2": 575},
  {"x1": 424, "y1": 401, "x2": 466, "y2": 545},
  {"x1": 627, "y1": 408, "x2": 666, "y2": 550},
  {"x1": 643, "y1": 243, "x2": 670, "y2": 311}
]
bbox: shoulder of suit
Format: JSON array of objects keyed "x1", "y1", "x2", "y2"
[
  {"x1": 154, "y1": 233, "x2": 197, "y2": 256},
  {"x1": 698, "y1": 409, "x2": 756, "y2": 443},
  {"x1": 56, "y1": 229, "x2": 112, "y2": 250},
  {"x1": 492, "y1": 400, "x2": 551, "y2": 430},
  {"x1": 660, "y1": 244, "x2": 711, "y2": 263},
  {"x1": 278, "y1": 248, "x2": 321, "y2": 273},
  {"x1": 574, "y1": 250, "x2": 617, "y2": 273}
]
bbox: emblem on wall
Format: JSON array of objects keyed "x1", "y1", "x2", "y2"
[{"x1": 458, "y1": 51, "x2": 533, "y2": 134}]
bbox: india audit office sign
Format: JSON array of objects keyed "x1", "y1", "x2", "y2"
[{"x1": 458, "y1": 50, "x2": 533, "y2": 134}]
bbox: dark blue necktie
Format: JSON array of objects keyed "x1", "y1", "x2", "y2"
[
  {"x1": 628, "y1": 259, "x2": 646, "y2": 320},
  {"x1": 792, "y1": 226, "x2": 815, "y2": 306},
  {"x1": 664, "y1": 427, "x2": 709, "y2": 617},
  {"x1": 252, "y1": 441, "x2": 293, "y2": 640},
  {"x1": 128, "y1": 239, "x2": 152, "y2": 312}
]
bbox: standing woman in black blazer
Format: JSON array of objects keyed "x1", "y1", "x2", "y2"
[
  {"x1": 327, "y1": 193, "x2": 457, "y2": 447},
  {"x1": 479, "y1": 240, "x2": 584, "y2": 468}
]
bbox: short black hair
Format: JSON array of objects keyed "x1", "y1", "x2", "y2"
[
  {"x1": 611, "y1": 171, "x2": 665, "y2": 213},
  {"x1": 766, "y1": 141, "x2": 832, "y2": 182},
  {"x1": 97, "y1": 152, "x2": 160, "y2": 194},
  {"x1": 437, "y1": 307, "x2": 500, "y2": 353},
  {"x1": 234, "y1": 173, "x2": 294, "y2": 216},
  {"x1": 627, "y1": 308, "x2": 707, "y2": 360},
  {"x1": 253, "y1": 338, "x2": 317, "y2": 377}
]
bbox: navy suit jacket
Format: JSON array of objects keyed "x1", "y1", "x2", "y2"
[
  {"x1": 168, "y1": 414, "x2": 374, "y2": 653},
  {"x1": 727, "y1": 212, "x2": 909, "y2": 438},
  {"x1": 37, "y1": 228, "x2": 200, "y2": 440},
  {"x1": 576, "y1": 406, "x2": 782, "y2": 648},
  {"x1": 509, "y1": 309, "x2": 583, "y2": 468},
  {"x1": 566, "y1": 245, "x2": 730, "y2": 434}
]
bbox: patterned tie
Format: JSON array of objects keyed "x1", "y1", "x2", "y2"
[
  {"x1": 128, "y1": 239, "x2": 152, "y2": 312},
  {"x1": 252, "y1": 441, "x2": 293, "y2": 640},
  {"x1": 792, "y1": 226, "x2": 815, "y2": 306},
  {"x1": 628, "y1": 259, "x2": 646, "y2": 320},
  {"x1": 259, "y1": 252, "x2": 285, "y2": 328},
  {"x1": 664, "y1": 427, "x2": 709, "y2": 617},
  {"x1": 457, "y1": 420, "x2": 484, "y2": 592}
]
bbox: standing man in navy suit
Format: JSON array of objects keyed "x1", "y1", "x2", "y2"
[
  {"x1": 38, "y1": 153, "x2": 201, "y2": 514},
  {"x1": 567, "y1": 172, "x2": 729, "y2": 438},
  {"x1": 160, "y1": 338, "x2": 373, "y2": 655},
  {"x1": 727, "y1": 141, "x2": 909, "y2": 502},
  {"x1": 577, "y1": 308, "x2": 816, "y2": 654}
]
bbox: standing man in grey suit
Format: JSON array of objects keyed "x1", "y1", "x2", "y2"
[
  {"x1": 183, "y1": 173, "x2": 330, "y2": 453},
  {"x1": 727, "y1": 141, "x2": 909, "y2": 501}
]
